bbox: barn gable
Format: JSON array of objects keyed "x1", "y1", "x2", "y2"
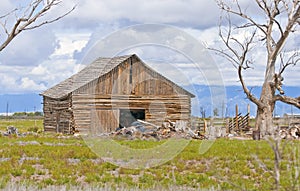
[
  {"x1": 41, "y1": 54, "x2": 194, "y2": 99},
  {"x1": 41, "y1": 54, "x2": 195, "y2": 133},
  {"x1": 41, "y1": 55, "x2": 132, "y2": 99}
]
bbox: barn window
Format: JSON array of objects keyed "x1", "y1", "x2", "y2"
[{"x1": 119, "y1": 109, "x2": 145, "y2": 128}]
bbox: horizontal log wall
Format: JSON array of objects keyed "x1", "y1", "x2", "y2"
[
  {"x1": 72, "y1": 94, "x2": 191, "y2": 133},
  {"x1": 43, "y1": 96, "x2": 73, "y2": 133}
]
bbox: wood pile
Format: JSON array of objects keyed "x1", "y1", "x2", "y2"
[
  {"x1": 111, "y1": 120, "x2": 206, "y2": 140},
  {"x1": 2, "y1": 126, "x2": 26, "y2": 137},
  {"x1": 279, "y1": 124, "x2": 300, "y2": 140}
]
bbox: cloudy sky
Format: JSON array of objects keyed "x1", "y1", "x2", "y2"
[{"x1": 0, "y1": 0, "x2": 299, "y2": 96}]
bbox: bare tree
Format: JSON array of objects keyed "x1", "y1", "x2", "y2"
[
  {"x1": 212, "y1": 0, "x2": 300, "y2": 137},
  {"x1": 0, "y1": 0, "x2": 75, "y2": 52},
  {"x1": 213, "y1": 107, "x2": 219, "y2": 117},
  {"x1": 200, "y1": 106, "x2": 206, "y2": 118}
]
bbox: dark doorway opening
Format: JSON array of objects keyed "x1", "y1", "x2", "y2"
[{"x1": 119, "y1": 109, "x2": 145, "y2": 128}]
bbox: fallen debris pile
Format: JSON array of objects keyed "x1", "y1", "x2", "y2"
[
  {"x1": 111, "y1": 120, "x2": 206, "y2": 140},
  {"x1": 279, "y1": 124, "x2": 300, "y2": 140},
  {"x1": 2, "y1": 126, "x2": 27, "y2": 137},
  {"x1": 3, "y1": 126, "x2": 20, "y2": 136},
  {"x1": 109, "y1": 120, "x2": 300, "y2": 141}
]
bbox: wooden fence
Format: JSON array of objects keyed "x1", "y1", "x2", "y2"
[
  {"x1": 226, "y1": 113, "x2": 250, "y2": 133},
  {"x1": 191, "y1": 113, "x2": 250, "y2": 135},
  {"x1": 191, "y1": 118, "x2": 225, "y2": 132}
]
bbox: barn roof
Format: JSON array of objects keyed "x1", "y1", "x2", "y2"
[{"x1": 41, "y1": 54, "x2": 195, "y2": 99}]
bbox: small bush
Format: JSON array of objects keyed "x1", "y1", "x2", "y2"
[
  {"x1": 11, "y1": 168, "x2": 22, "y2": 177},
  {"x1": 28, "y1": 126, "x2": 39, "y2": 132}
]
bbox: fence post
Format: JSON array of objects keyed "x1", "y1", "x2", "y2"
[
  {"x1": 203, "y1": 119, "x2": 207, "y2": 134},
  {"x1": 235, "y1": 104, "x2": 239, "y2": 131},
  {"x1": 247, "y1": 104, "x2": 250, "y2": 128},
  {"x1": 226, "y1": 118, "x2": 229, "y2": 133}
]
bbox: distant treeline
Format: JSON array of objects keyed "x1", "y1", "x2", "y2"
[
  {"x1": 12, "y1": 111, "x2": 43, "y2": 117},
  {"x1": 0, "y1": 111, "x2": 43, "y2": 119}
]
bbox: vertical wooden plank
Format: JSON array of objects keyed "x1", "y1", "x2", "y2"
[
  {"x1": 226, "y1": 118, "x2": 229, "y2": 133},
  {"x1": 247, "y1": 104, "x2": 250, "y2": 128},
  {"x1": 235, "y1": 104, "x2": 239, "y2": 131}
]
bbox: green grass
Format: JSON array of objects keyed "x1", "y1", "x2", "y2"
[
  {"x1": 0, "y1": 136, "x2": 298, "y2": 190},
  {"x1": 0, "y1": 119, "x2": 43, "y2": 133},
  {"x1": 0, "y1": 119, "x2": 299, "y2": 190}
]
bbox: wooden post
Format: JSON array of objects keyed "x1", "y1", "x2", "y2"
[
  {"x1": 226, "y1": 118, "x2": 229, "y2": 133},
  {"x1": 235, "y1": 104, "x2": 239, "y2": 131},
  {"x1": 247, "y1": 104, "x2": 250, "y2": 114},
  {"x1": 56, "y1": 112, "x2": 60, "y2": 133},
  {"x1": 247, "y1": 104, "x2": 250, "y2": 128},
  {"x1": 203, "y1": 119, "x2": 207, "y2": 134}
]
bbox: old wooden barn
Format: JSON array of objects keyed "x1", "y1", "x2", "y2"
[{"x1": 41, "y1": 54, "x2": 195, "y2": 134}]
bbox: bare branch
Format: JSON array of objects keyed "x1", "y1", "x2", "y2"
[
  {"x1": 271, "y1": 3, "x2": 300, "y2": 61},
  {"x1": 279, "y1": 52, "x2": 300, "y2": 76},
  {"x1": 0, "y1": 8, "x2": 18, "y2": 19},
  {"x1": 238, "y1": 66, "x2": 264, "y2": 108},
  {"x1": 208, "y1": 47, "x2": 239, "y2": 68},
  {"x1": 216, "y1": 14, "x2": 257, "y2": 68},
  {"x1": 0, "y1": 0, "x2": 75, "y2": 52},
  {"x1": 24, "y1": 6, "x2": 76, "y2": 30},
  {"x1": 273, "y1": 18, "x2": 284, "y2": 37},
  {"x1": 217, "y1": 0, "x2": 268, "y2": 36},
  {"x1": 255, "y1": 0, "x2": 271, "y2": 17},
  {"x1": 274, "y1": 95, "x2": 300, "y2": 109},
  {"x1": 219, "y1": 15, "x2": 241, "y2": 62},
  {"x1": 0, "y1": 21, "x2": 10, "y2": 36},
  {"x1": 240, "y1": 29, "x2": 257, "y2": 66}
]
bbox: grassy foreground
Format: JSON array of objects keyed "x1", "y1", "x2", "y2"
[
  {"x1": 0, "y1": 119, "x2": 299, "y2": 190},
  {"x1": 0, "y1": 119, "x2": 43, "y2": 133}
]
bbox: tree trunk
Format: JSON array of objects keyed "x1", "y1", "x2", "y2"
[{"x1": 255, "y1": 82, "x2": 276, "y2": 137}]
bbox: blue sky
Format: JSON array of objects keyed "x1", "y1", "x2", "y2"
[{"x1": 0, "y1": 0, "x2": 299, "y2": 115}]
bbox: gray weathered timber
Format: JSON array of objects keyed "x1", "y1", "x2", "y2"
[{"x1": 41, "y1": 54, "x2": 195, "y2": 134}]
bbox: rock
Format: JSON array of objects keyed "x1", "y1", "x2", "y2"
[{"x1": 7, "y1": 126, "x2": 18, "y2": 135}]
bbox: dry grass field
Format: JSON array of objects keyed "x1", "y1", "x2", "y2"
[{"x1": 0, "y1": 119, "x2": 299, "y2": 190}]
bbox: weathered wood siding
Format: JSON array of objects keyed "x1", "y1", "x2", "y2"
[
  {"x1": 72, "y1": 94, "x2": 191, "y2": 133},
  {"x1": 44, "y1": 56, "x2": 192, "y2": 133},
  {"x1": 90, "y1": 109, "x2": 119, "y2": 134},
  {"x1": 73, "y1": 57, "x2": 189, "y2": 96},
  {"x1": 43, "y1": 96, "x2": 73, "y2": 133}
]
